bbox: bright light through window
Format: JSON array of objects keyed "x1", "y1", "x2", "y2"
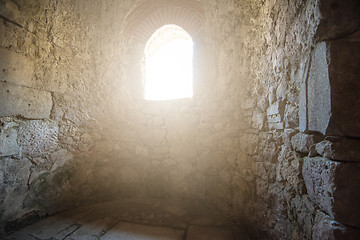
[{"x1": 144, "y1": 25, "x2": 193, "y2": 101}]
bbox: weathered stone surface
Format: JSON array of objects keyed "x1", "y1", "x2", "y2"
[
  {"x1": 313, "y1": 211, "x2": 360, "y2": 240},
  {"x1": 267, "y1": 101, "x2": 280, "y2": 116},
  {"x1": 276, "y1": 148, "x2": 304, "y2": 191},
  {"x1": 284, "y1": 103, "x2": 298, "y2": 128},
  {"x1": 50, "y1": 149, "x2": 73, "y2": 171},
  {"x1": 65, "y1": 217, "x2": 117, "y2": 239},
  {"x1": 0, "y1": 156, "x2": 32, "y2": 221},
  {"x1": 276, "y1": 81, "x2": 287, "y2": 101},
  {"x1": 268, "y1": 87, "x2": 276, "y2": 105},
  {"x1": 291, "y1": 132, "x2": 318, "y2": 154},
  {"x1": 303, "y1": 157, "x2": 360, "y2": 227},
  {"x1": 0, "y1": 48, "x2": 34, "y2": 87},
  {"x1": 268, "y1": 122, "x2": 284, "y2": 130},
  {"x1": 0, "y1": 120, "x2": 19, "y2": 157},
  {"x1": 306, "y1": 42, "x2": 331, "y2": 135},
  {"x1": 17, "y1": 120, "x2": 58, "y2": 157},
  {"x1": 252, "y1": 110, "x2": 265, "y2": 130},
  {"x1": 101, "y1": 222, "x2": 184, "y2": 240},
  {"x1": 267, "y1": 101, "x2": 285, "y2": 130},
  {"x1": 291, "y1": 195, "x2": 315, "y2": 238},
  {"x1": 0, "y1": 83, "x2": 52, "y2": 119},
  {"x1": 281, "y1": 129, "x2": 296, "y2": 150},
  {"x1": 316, "y1": 137, "x2": 360, "y2": 161}
]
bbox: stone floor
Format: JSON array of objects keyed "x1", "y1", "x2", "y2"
[{"x1": 5, "y1": 198, "x2": 250, "y2": 240}]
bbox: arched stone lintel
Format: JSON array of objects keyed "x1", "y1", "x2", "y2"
[{"x1": 123, "y1": 0, "x2": 205, "y2": 44}]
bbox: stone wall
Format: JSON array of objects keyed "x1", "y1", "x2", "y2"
[
  {"x1": 241, "y1": 0, "x2": 360, "y2": 239},
  {"x1": 90, "y1": 0, "x2": 254, "y2": 214},
  {"x1": 1, "y1": 0, "x2": 360, "y2": 239},
  {"x1": 0, "y1": 0, "x2": 119, "y2": 234},
  {"x1": 0, "y1": 0, "x2": 255, "y2": 234}
]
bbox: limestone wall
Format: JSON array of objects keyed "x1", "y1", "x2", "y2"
[
  {"x1": 0, "y1": 0, "x2": 119, "y2": 234},
  {"x1": 241, "y1": 0, "x2": 360, "y2": 239},
  {"x1": 0, "y1": 0, "x2": 254, "y2": 234},
  {"x1": 1, "y1": 0, "x2": 360, "y2": 239},
  {"x1": 88, "y1": 0, "x2": 254, "y2": 214}
]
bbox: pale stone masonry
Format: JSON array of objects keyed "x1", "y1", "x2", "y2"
[{"x1": 0, "y1": 0, "x2": 359, "y2": 239}]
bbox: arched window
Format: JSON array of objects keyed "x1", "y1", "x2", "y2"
[{"x1": 144, "y1": 25, "x2": 193, "y2": 101}]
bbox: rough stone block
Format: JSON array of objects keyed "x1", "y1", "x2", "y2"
[
  {"x1": 0, "y1": 125, "x2": 19, "y2": 157},
  {"x1": 17, "y1": 120, "x2": 58, "y2": 157},
  {"x1": 267, "y1": 101, "x2": 280, "y2": 116},
  {"x1": 0, "y1": 156, "x2": 32, "y2": 221},
  {"x1": 0, "y1": 82, "x2": 52, "y2": 119},
  {"x1": 284, "y1": 103, "x2": 298, "y2": 128},
  {"x1": 291, "y1": 132, "x2": 319, "y2": 154},
  {"x1": 267, "y1": 101, "x2": 285, "y2": 130},
  {"x1": 0, "y1": 48, "x2": 34, "y2": 87},
  {"x1": 303, "y1": 157, "x2": 360, "y2": 227},
  {"x1": 313, "y1": 211, "x2": 360, "y2": 240},
  {"x1": 268, "y1": 86, "x2": 276, "y2": 105},
  {"x1": 316, "y1": 137, "x2": 360, "y2": 161},
  {"x1": 268, "y1": 122, "x2": 284, "y2": 130},
  {"x1": 281, "y1": 129, "x2": 296, "y2": 150},
  {"x1": 306, "y1": 42, "x2": 331, "y2": 135},
  {"x1": 276, "y1": 81, "x2": 287, "y2": 101},
  {"x1": 268, "y1": 114, "x2": 281, "y2": 123},
  {"x1": 277, "y1": 156, "x2": 303, "y2": 191}
]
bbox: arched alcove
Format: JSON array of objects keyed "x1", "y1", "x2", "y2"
[{"x1": 122, "y1": 0, "x2": 205, "y2": 100}]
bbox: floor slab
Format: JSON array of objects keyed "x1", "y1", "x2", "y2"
[
  {"x1": 100, "y1": 221, "x2": 184, "y2": 240},
  {"x1": 4, "y1": 198, "x2": 251, "y2": 240},
  {"x1": 187, "y1": 226, "x2": 233, "y2": 240},
  {"x1": 65, "y1": 216, "x2": 117, "y2": 239}
]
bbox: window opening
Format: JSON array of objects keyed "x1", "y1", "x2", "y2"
[{"x1": 144, "y1": 25, "x2": 193, "y2": 100}]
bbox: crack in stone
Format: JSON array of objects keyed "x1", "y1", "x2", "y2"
[{"x1": 0, "y1": 14, "x2": 23, "y2": 28}]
